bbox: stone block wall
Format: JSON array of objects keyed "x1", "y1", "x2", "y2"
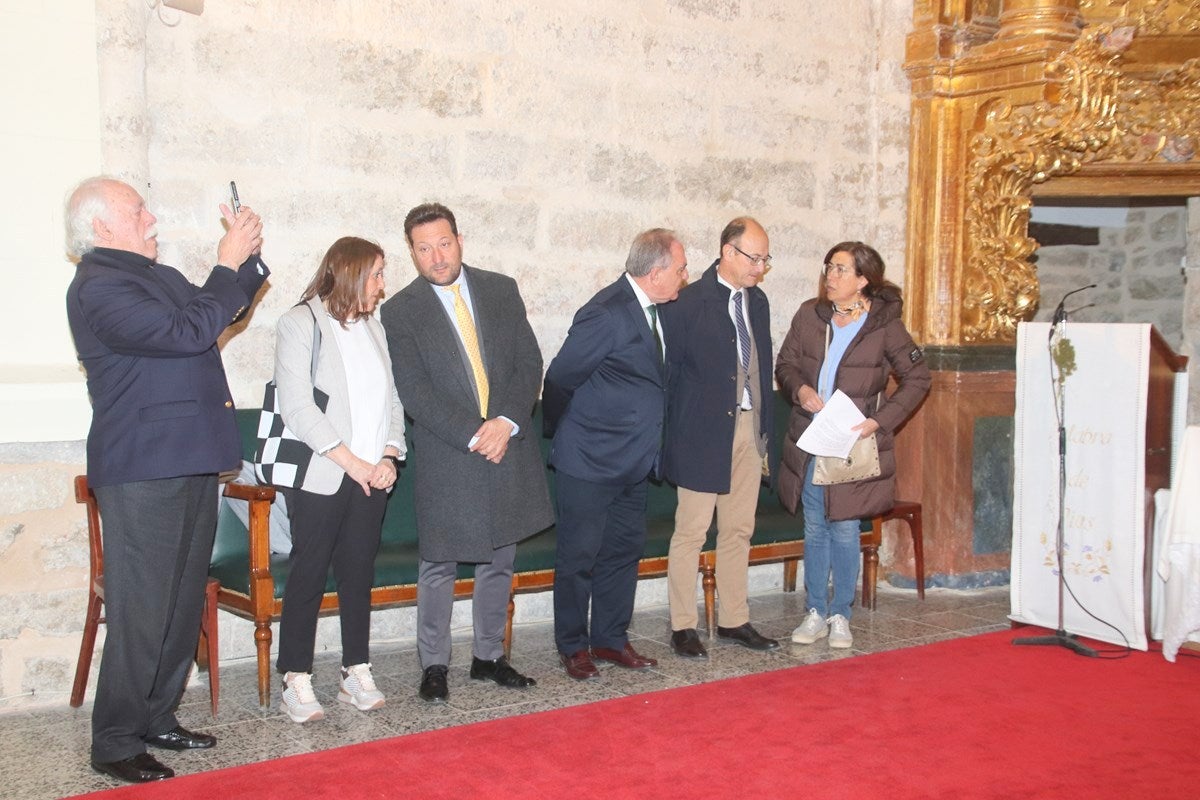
[
  {"x1": 129, "y1": 0, "x2": 914, "y2": 403},
  {"x1": 0, "y1": 443, "x2": 90, "y2": 708},
  {"x1": 1033, "y1": 205, "x2": 1189, "y2": 348},
  {"x1": 1034, "y1": 201, "x2": 1198, "y2": 426},
  {"x1": 1, "y1": 0, "x2": 914, "y2": 710}
]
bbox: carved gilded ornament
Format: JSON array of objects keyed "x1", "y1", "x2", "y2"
[
  {"x1": 1080, "y1": 0, "x2": 1200, "y2": 34},
  {"x1": 962, "y1": 23, "x2": 1200, "y2": 342}
]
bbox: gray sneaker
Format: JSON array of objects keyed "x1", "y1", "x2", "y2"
[
  {"x1": 828, "y1": 614, "x2": 853, "y2": 649},
  {"x1": 339, "y1": 663, "x2": 385, "y2": 711},
  {"x1": 281, "y1": 671, "x2": 325, "y2": 723},
  {"x1": 791, "y1": 608, "x2": 828, "y2": 644}
]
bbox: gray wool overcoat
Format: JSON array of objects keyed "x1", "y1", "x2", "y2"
[{"x1": 380, "y1": 265, "x2": 554, "y2": 563}]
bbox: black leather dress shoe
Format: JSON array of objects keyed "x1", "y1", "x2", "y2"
[
  {"x1": 419, "y1": 664, "x2": 449, "y2": 702},
  {"x1": 144, "y1": 725, "x2": 216, "y2": 751},
  {"x1": 91, "y1": 752, "x2": 174, "y2": 783},
  {"x1": 470, "y1": 656, "x2": 536, "y2": 688},
  {"x1": 670, "y1": 628, "x2": 709, "y2": 659},
  {"x1": 716, "y1": 622, "x2": 780, "y2": 651},
  {"x1": 592, "y1": 643, "x2": 658, "y2": 669}
]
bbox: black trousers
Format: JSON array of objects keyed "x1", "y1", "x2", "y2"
[
  {"x1": 91, "y1": 475, "x2": 218, "y2": 763},
  {"x1": 276, "y1": 474, "x2": 387, "y2": 674}
]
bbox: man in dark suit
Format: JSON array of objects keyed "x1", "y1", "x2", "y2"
[
  {"x1": 660, "y1": 217, "x2": 779, "y2": 658},
  {"x1": 64, "y1": 176, "x2": 266, "y2": 783},
  {"x1": 543, "y1": 228, "x2": 688, "y2": 679},
  {"x1": 381, "y1": 203, "x2": 553, "y2": 703}
]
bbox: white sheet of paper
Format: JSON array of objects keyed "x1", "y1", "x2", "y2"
[{"x1": 795, "y1": 390, "x2": 866, "y2": 458}]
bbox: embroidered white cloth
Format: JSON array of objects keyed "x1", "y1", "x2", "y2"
[{"x1": 1010, "y1": 323, "x2": 1149, "y2": 649}]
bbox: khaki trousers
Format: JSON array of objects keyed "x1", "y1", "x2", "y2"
[{"x1": 667, "y1": 409, "x2": 761, "y2": 630}]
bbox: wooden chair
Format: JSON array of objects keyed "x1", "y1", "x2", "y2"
[
  {"x1": 871, "y1": 500, "x2": 925, "y2": 599},
  {"x1": 70, "y1": 475, "x2": 221, "y2": 717}
]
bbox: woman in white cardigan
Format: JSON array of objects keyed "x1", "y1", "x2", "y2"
[{"x1": 273, "y1": 237, "x2": 405, "y2": 723}]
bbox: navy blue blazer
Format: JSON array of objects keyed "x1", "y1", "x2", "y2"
[
  {"x1": 543, "y1": 275, "x2": 667, "y2": 486},
  {"x1": 66, "y1": 247, "x2": 268, "y2": 487},
  {"x1": 659, "y1": 261, "x2": 776, "y2": 493}
]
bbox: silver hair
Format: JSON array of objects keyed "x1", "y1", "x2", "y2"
[
  {"x1": 64, "y1": 176, "x2": 118, "y2": 259},
  {"x1": 624, "y1": 228, "x2": 679, "y2": 278}
]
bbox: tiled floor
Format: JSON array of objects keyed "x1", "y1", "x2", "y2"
[{"x1": 1, "y1": 585, "x2": 1010, "y2": 799}]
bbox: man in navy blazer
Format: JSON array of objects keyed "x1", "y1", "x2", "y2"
[
  {"x1": 65, "y1": 177, "x2": 266, "y2": 784},
  {"x1": 544, "y1": 228, "x2": 687, "y2": 680},
  {"x1": 660, "y1": 217, "x2": 780, "y2": 658}
]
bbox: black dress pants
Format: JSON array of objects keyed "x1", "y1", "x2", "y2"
[
  {"x1": 276, "y1": 474, "x2": 387, "y2": 673},
  {"x1": 91, "y1": 475, "x2": 218, "y2": 762}
]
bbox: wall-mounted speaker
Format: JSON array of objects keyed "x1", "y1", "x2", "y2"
[{"x1": 162, "y1": 0, "x2": 204, "y2": 14}]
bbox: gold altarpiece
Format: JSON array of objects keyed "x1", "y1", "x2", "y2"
[{"x1": 895, "y1": 0, "x2": 1199, "y2": 585}]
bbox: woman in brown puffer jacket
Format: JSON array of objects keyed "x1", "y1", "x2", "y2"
[{"x1": 775, "y1": 242, "x2": 930, "y2": 650}]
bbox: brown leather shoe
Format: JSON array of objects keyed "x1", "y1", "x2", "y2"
[
  {"x1": 670, "y1": 628, "x2": 709, "y2": 659},
  {"x1": 591, "y1": 643, "x2": 658, "y2": 669},
  {"x1": 560, "y1": 649, "x2": 601, "y2": 680}
]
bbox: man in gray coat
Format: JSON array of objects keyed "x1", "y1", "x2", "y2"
[{"x1": 381, "y1": 203, "x2": 553, "y2": 702}]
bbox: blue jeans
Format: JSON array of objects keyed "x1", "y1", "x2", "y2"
[{"x1": 800, "y1": 459, "x2": 861, "y2": 619}]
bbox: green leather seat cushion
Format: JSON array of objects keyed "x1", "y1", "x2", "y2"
[{"x1": 211, "y1": 393, "x2": 868, "y2": 600}]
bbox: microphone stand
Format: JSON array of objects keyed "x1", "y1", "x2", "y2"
[{"x1": 1014, "y1": 286, "x2": 1098, "y2": 657}]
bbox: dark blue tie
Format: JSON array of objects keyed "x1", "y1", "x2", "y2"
[
  {"x1": 733, "y1": 291, "x2": 751, "y2": 369},
  {"x1": 729, "y1": 291, "x2": 748, "y2": 410}
]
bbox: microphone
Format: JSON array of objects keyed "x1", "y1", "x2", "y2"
[{"x1": 1049, "y1": 283, "x2": 1096, "y2": 338}]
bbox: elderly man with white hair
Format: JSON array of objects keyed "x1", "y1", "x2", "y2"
[{"x1": 64, "y1": 176, "x2": 267, "y2": 784}]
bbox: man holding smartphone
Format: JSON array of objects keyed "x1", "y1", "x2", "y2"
[{"x1": 64, "y1": 176, "x2": 267, "y2": 784}]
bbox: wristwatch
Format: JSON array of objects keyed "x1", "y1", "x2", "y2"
[{"x1": 382, "y1": 454, "x2": 403, "y2": 469}]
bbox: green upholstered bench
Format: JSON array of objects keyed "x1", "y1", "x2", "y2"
[{"x1": 210, "y1": 392, "x2": 881, "y2": 707}]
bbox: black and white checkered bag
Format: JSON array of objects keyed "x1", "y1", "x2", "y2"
[{"x1": 253, "y1": 304, "x2": 329, "y2": 488}]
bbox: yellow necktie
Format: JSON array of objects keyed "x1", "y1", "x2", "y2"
[{"x1": 446, "y1": 285, "x2": 489, "y2": 418}]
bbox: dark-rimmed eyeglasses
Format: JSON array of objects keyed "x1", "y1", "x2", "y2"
[{"x1": 731, "y1": 244, "x2": 772, "y2": 268}]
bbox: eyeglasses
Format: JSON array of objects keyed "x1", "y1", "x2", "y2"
[
  {"x1": 823, "y1": 262, "x2": 855, "y2": 278},
  {"x1": 731, "y1": 244, "x2": 772, "y2": 268}
]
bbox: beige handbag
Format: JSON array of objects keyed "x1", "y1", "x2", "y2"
[{"x1": 812, "y1": 433, "x2": 880, "y2": 485}]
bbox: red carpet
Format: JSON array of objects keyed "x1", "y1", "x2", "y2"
[{"x1": 76, "y1": 631, "x2": 1200, "y2": 799}]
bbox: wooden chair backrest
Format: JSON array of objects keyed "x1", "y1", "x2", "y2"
[{"x1": 73, "y1": 475, "x2": 104, "y2": 588}]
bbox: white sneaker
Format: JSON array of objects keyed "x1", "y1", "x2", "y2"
[
  {"x1": 828, "y1": 614, "x2": 853, "y2": 649},
  {"x1": 338, "y1": 663, "x2": 385, "y2": 711},
  {"x1": 791, "y1": 609, "x2": 828, "y2": 644},
  {"x1": 280, "y1": 671, "x2": 325, "y2": 723}
]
